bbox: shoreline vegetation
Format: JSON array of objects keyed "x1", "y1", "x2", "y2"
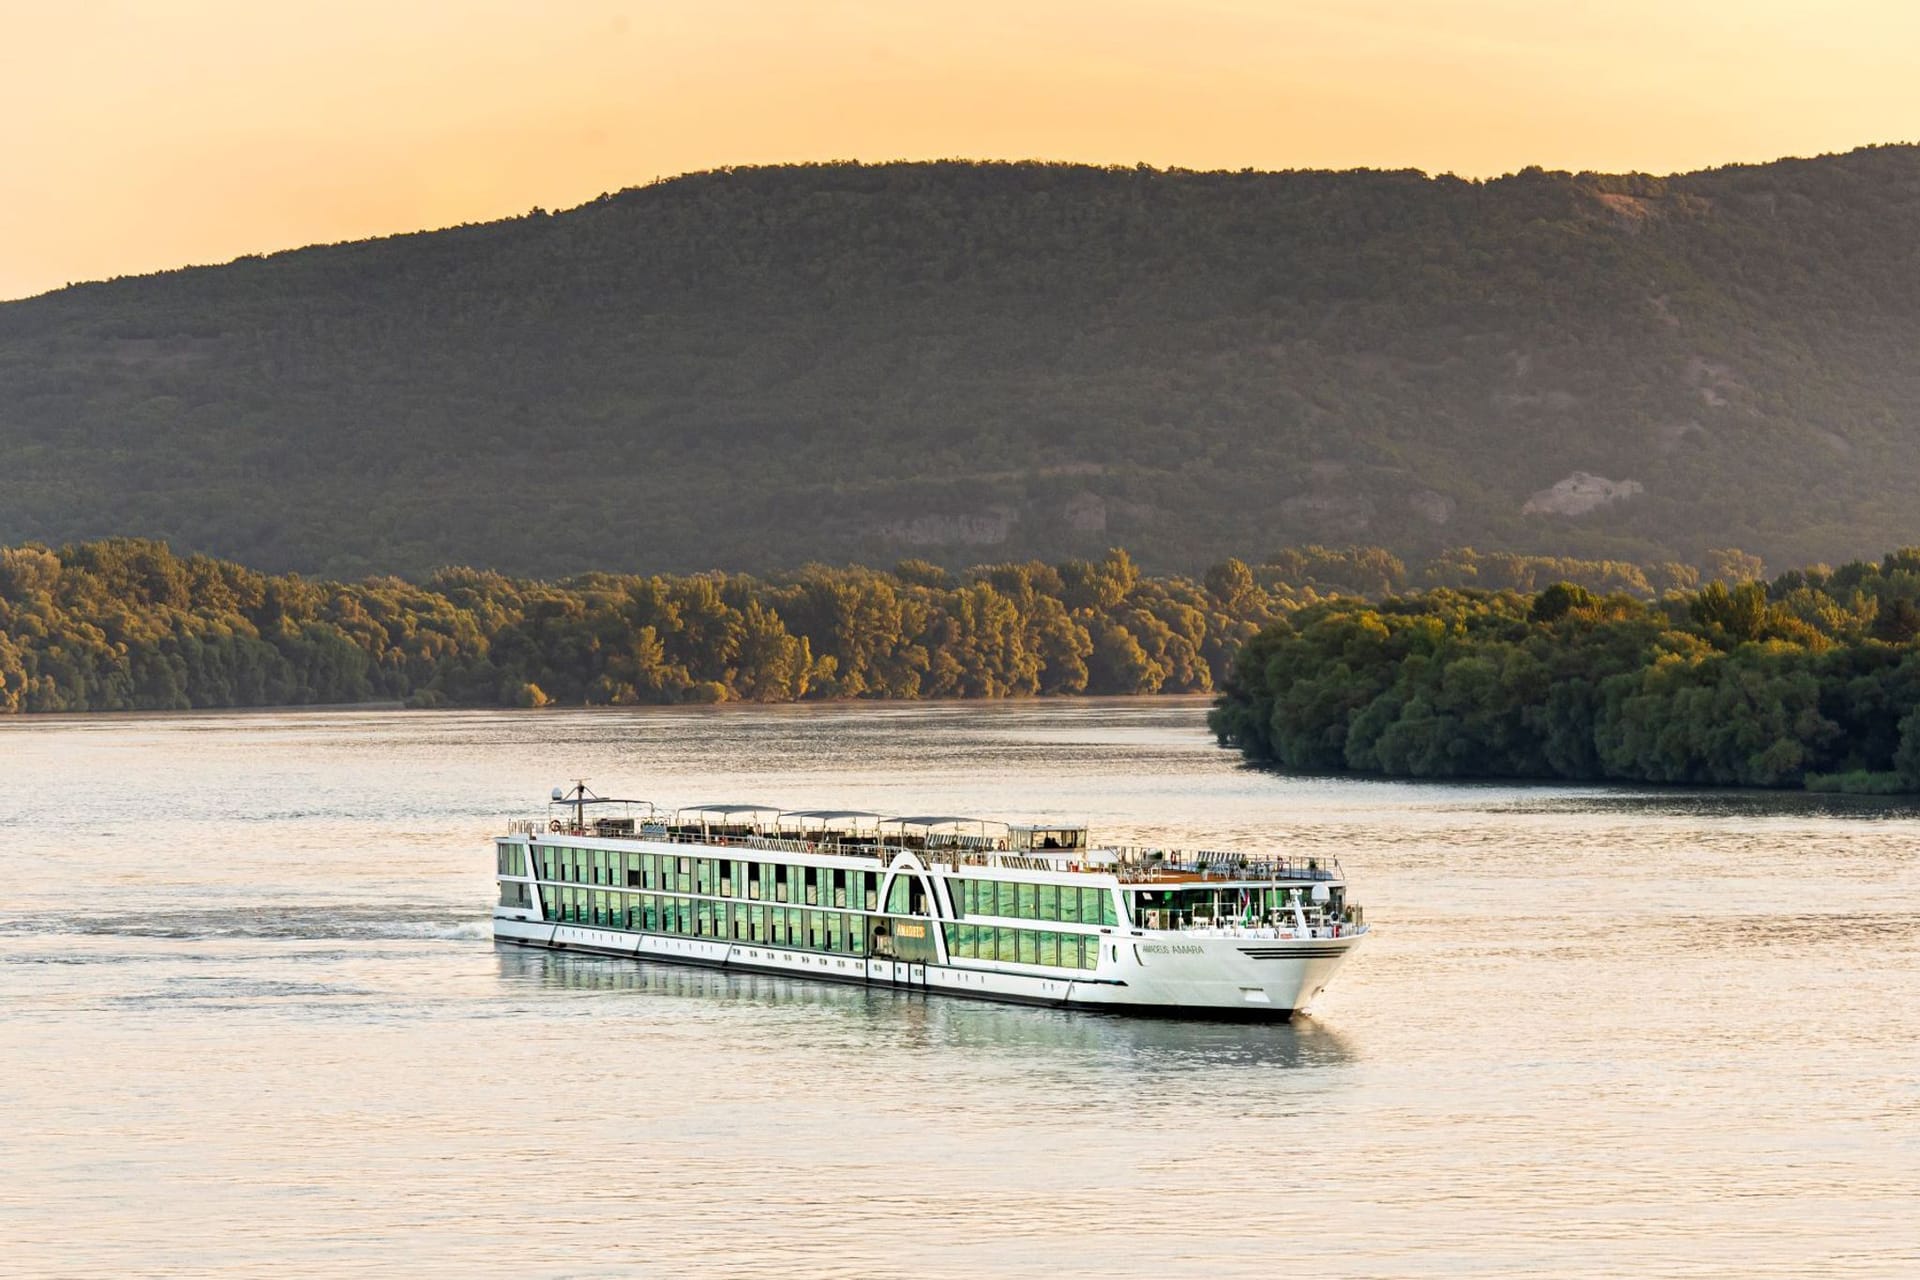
[
  {"x1": 1, "y1": 537, "x2": 1739, "y2": 717},
  {"x1": 1210, "y1": 549, "x2": 1920, "y2": 795}
]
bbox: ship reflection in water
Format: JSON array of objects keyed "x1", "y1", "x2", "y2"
[{"x1": 496, "y1": 944, "x2": 1358, "y2": 1072}]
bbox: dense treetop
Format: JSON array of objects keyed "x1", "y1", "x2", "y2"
[
  {"x1": 0, "y1": 537, "x2": 1758, "y2": 717},
  {"x1": 5, "y1": 150, "x2": 1920, "y2": 576},
  {"x1": 1211, "y1": 548, "x2": 1920, "y2": 794}
]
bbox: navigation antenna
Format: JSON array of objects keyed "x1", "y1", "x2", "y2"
[{"x1": 552, "y1": 779, "x2": 597, "y2": 832}]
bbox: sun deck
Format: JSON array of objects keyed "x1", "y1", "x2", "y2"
[{"x1": 511, "y1": 786, "x2": 1343, "y2": 896}]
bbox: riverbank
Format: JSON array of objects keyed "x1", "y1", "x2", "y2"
[{"x1": 1211, "y1": 560, "x2": 1920, "y2": 795}]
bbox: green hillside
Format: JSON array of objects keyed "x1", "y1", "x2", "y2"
[{"x1": 5, "y1": 150, "x2": 1920, "y2": 577}]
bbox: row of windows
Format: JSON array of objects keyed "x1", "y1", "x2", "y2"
[
  {"x1": 534, "y1": 846, "x2": 884, "y2": 910},
  {"x1": 530, "y1": 887, "x2": 1099, "y2": 972},
  {"x1": 942, "y1": 923, "x2": 1100, "y2": 970},
  {"x1": 514, "y1": 844, "x2": 1118, "y2": 932},
  {"x1": 495, "y1": 842, "x2": 527, "y2": 877},
  {"x1": 956, "y1": 878, "x2": 1118, "y2": 927},
  {"x1": 540, "y1": 887, "x2": 878, "y2": 956}
]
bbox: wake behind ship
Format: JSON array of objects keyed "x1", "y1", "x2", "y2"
[{"x1": 492, "y1": 785, "x2": 1369, "y2": 1019}]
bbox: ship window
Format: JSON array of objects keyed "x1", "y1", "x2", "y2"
[
  {"x1": 848, "y1": 918, "x2": 867, "y2": 957},
  {"x1": 1038, "y1": 931, "x2": 1058, "y2": 966},
  {"x1": 992, "y1": 881, "x2": 1013, "y2": 918},
  {"x1": 1078, "y1": 891, "x2": 1100, "y2": 925},
  {"x1": 1014, "y1": 883, "x2": 1034, "y2": 918},
  {"x1": 1038, "y1": 884, "x2": 1058, "y2": 922},
  {"x1": 750, "y1": 905, "x2": 767, "y2": 942},
  {"x1": 1016, "y1": 930, "x2": 1037, "y2": 965},
  {"x1": 989, "y1": 926, "x2": 1010, "y2": 961}
]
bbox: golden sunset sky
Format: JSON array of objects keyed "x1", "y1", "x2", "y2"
[{"x1": 3, "y1": 0, "x2": 1914, "y2": 300}]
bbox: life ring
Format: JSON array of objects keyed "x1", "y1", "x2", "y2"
[{"x1": 549, "y1": 819, "x2": 563, "y2": 832}]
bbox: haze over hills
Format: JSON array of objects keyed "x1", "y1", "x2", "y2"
[{"x1": 3, "y1": 147, "x2": 1919, "y2": 578}]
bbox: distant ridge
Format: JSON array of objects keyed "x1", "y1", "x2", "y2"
[{"x1": 4, "y1": 148, "x2": 1920, "y2": 577}]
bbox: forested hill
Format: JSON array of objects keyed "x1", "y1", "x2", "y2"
[{"x1": 6, "y1": 148, "x2": 1920, "y2": 578}]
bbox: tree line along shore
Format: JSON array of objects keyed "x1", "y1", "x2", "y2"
[
  {"x1": 1211, "y1": 550, "x2": 1920, "y2": 794},
  {"x1": 15, "y1": 537, "x2": 1920, "y2": 794},
  {"x1": 0, "y1": 538, "x2": 1753, "y2": 716}
]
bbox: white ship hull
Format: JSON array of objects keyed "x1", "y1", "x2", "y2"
[{"x1": 492, "y1": 908, "x2": 1360, "y2": 1019}]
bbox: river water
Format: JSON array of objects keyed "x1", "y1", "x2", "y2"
[{"x1": 1, "y1": 700, "x2": 1915, "y2": 1278}]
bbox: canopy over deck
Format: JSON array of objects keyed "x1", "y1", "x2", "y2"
[
  {"x1": 880, "y1": 815, "x2": 1009, "y2": 831},
  {"x1": 673, "y1": 803, "x2": 784, "y2": 827},
  {"x1": 776, "y1": 809, "x2": 887, "y2": 833}
]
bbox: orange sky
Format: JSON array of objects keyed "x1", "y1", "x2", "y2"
[{"x1": 3, "y1": 0, "x2": 1916, "y2": 301}]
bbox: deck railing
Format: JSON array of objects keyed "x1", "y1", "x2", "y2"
[{"x1": 512, "y1": 825, "x2": 1342, "y2": 882}]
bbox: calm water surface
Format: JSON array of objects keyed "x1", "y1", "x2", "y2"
[{"x1": 2, "y1": 700, "x2": 1916, "y2": 1278}]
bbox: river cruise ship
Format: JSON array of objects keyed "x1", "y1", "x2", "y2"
[{"x1": 492, "y1": 785, "x2": 1368, "y2": 1019}]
